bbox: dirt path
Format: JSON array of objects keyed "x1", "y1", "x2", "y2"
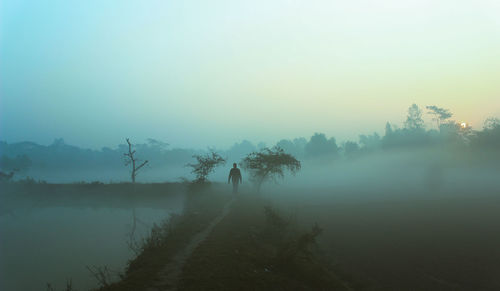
[{"x1": 147, "y1": 197, "x2": 236, "y2": 291}]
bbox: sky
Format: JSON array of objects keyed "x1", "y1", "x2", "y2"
[{"x1": 1, "y1": 0, "x2": 499, "y2": 149}]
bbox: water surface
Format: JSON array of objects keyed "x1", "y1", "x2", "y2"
[{"x1": 0, "y1": 195, "x2": 184, "y2": 291}]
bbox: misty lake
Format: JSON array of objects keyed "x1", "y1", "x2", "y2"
[{"x1": 0, "y1": 194, "x2": 185, "y2": 291}]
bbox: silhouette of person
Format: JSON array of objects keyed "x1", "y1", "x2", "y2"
[{"x1": 228, "y1": 163, "x2": 242, "y2": 194}]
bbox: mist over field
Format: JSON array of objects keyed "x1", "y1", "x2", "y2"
[
  {"x1": 2, "y1": 107, "x2": 499, "y2": 191},
  {"x1": 2, "y1": 0, "x2": 500, "y2": 290},
  {"x1": 2, "y1": 108, "x2": 500, "y2": 289}
]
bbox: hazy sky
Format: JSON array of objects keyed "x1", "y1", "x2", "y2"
[{"x1": 1, "y1": 0, "x2": 499, "y2": 149}]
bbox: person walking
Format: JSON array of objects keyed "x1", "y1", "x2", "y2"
[{"x1": 228, "y1": 163, "x2": 242, "y2": 194}]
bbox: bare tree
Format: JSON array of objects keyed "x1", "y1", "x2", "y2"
[
  {"x1": 426, "y1": 105, "x2": 453, "y2": 129},
  {"x1": 124, "y1": 138, "x2": 148, "y2": 183},
  {"x1": 241, "y1": 146, "x2": 301, "y2": 192}
]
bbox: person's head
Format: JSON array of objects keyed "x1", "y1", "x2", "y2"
[{"x1": 233, "y1": 163, "x2": 237, "y2": 168}]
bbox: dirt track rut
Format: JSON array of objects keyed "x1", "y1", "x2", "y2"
[{"x1": 147, "y1": 197, "x2": 235, "y2": 291}]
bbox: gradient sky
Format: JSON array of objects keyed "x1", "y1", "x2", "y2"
[{"x1": 1, "y1": 0, "x2": 499, "y2": 149}]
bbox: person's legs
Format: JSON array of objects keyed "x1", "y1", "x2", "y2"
[{"x1": 232, "y1": 182, "x2": 238, "y2": 194}]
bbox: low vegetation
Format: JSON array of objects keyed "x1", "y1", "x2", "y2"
[
  {"x1": 99, "y1": 184, "x2": 231, "y2": 291},
  {"x1": 178, "y1": 195, "x2": 350, "y2": 290},
  {"x1": 186, "y1": 151, "x2": 226, "y2": 183},
  {"x1": 241, "y1": 147, "x2": 301, "y2": 192}
]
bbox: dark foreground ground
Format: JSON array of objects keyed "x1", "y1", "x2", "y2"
[
  {"x1": 103, "y1": 185, "x2": 349, "y2": 291},
  {"x1": 99, "y1": 182, "x2": 500, "y2": 290},
  {"x1": 178, "y1": 194, "x2": 350, "y2": 290},
  {"x1": 271, "y1": 189, "x2": 500, "y2": 291},
  {"x1": 129, "y1": 187, "x2": 500, "y2": 290},
  {"x1": 3, "y1": 182, "x2": 500, "y2": 290}
]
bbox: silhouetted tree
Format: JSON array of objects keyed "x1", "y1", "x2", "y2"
[
  {"x1": 228, "y1": 140, "x2": 256, "y2": 156},
  {"x1": 276, "y1": 139, "x2": 294, "y2": 151},
  {"x1": 385, "y1": 122, "x2": 393, "y2": 136},
  {"x1": 383, "y1": 118, "x2": 431, "y2": 149},
  {"x1": 225, "y1": 140, "x2": 257, "y2": 164},
  {"x1": 0, "y1": 170, "x2": 15, "y2": 182},
  {"x1": 187, "y1": 151, "x2": 226, "y2": 183},
  {"x1": 241, "y1": 146, "x2": 301, "y2": 192},
  {"x1": 343, "y1": 141, "x2": 360, "y2": 158},
  {"x1": 426, "y1": 105, "x2": 453, "y2": 129},
  {"x1": 277, "y1": 138, "x2": 307, "y2": 158},
  {"x1": 484, "y1": 117, "x2": 500, "y2": 130},
  {"x1": 473, "y1": 117, "x2": 500, "y2": 149},
  {"x1": 437, "y1": 120, "x2": 475, "y2": 146},
  {"x1": 0, "y1": 154, "x2": 32, "y2": 172},
  {"x1": 146, "y1": 138, "x2": 169, "y2": 152},
  {"x1": 51, "y1": 138, "x2": 66, "y2": 147},
  {"x1": 405, "y1": 104, "x2": 424, "y2": 130},
  {"x1": 257, "y1": 142, "x2": 267, "y2": 150},
  {"x1": 293, "y1": 137, "x2": 307, "y2": 150},
  {"x1": 437, "y1": 121, "x2": 461, "y2": 143},
  {"x1": 304, "y1": 133, "x2": 339, "y2": 158},
  {"x1": 124, "y1": 138, "x2": 149, "y2": 183},
  {"x1": 359, "y1": 132, "x2": 381, "y2": 152}
]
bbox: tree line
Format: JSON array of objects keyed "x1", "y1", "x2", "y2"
[{"x1": 0, "y1": 104, "x2": 499, "y2": 182}]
